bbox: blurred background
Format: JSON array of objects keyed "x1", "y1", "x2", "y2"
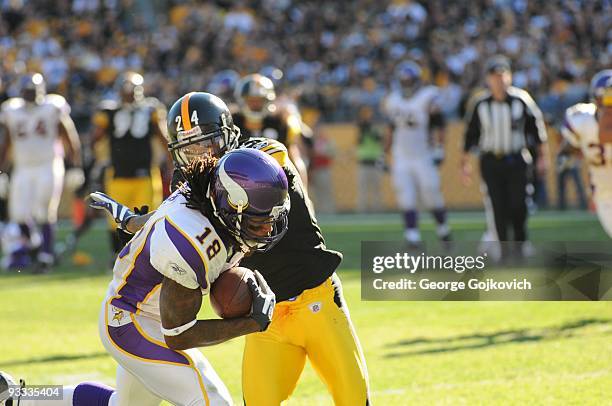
[
  {"x1": 0, "y1": 0, "x2": 609, "y2": 214},
  {"x1": 1, "y1": 2, "x2": 612, "y2": 404}
]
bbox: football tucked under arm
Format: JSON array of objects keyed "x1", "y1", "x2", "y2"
[{"x1": 159, "y1": 276, "x2": 263, "y2": 350}]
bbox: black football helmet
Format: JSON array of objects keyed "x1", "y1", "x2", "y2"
[
  {"x1": 20, "y1": 72, "x2": 46, "y2": 104},
  {"x1": 116, "y1": 71, "x2": 144, "y2": 103},
  {"x1": 167, "y1": 92, "x2": 241, "y2": 175},
  {"x1": 234, "y1": 73, "x2": 276, "y2": 121}
]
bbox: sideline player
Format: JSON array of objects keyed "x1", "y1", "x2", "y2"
[
  {"x1": 0, "y1": 73, "x2": 81, "y2": 271},
  {"x1": 561, "y1": 69, "x2": 612, "y2": 237},
  {"x1": 233, "y1": 73, "x2": 310, "y2": 184},
  {"x1": 3, "y1": 147, "x2": 287, "y2": 406},
  {"x1": 91, "y1": 71, "x2": 167, "y2": 257},
  {"x1": 383, "y1": 60, "x2": 451, "y2": 245},
  {"x1": 100, "y1": 92, "x2": 370, "y2": 405}
]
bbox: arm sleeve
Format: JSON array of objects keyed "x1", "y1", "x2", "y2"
[
  {"x1": 254, "y1": 139, "x2": 289, "y2": 167},
  {"x1": 522, "y1": 92, "x2": 548, "y2": 145},
  {"x1": 463, "y1": 100, "x2": 482, "y2": 152}
]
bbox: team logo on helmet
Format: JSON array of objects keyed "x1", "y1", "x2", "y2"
[{"x1": 209, "y1": 149, "x2": 290, "y2": 253}]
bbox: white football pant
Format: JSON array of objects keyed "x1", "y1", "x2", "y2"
[
  {"x1": 392, "y1": 158, "x2": 445, "y2": 210},
  {"x1": 9, "y1": 158, "x2": 64, "y2": 223},
  {"x1": 99, "y1": 302, "x2": 233, "y2": 406}
]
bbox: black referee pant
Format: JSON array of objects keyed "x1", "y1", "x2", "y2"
[{"x1": 480, "y1": 152, "x2": 528, "y2": 243}]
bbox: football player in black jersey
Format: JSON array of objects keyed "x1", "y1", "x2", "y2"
[
  {"x1": 233, "y1": 73, "x2": 310, "y2": 185},
  {"x1": 93, "y1": 92, "x2": 370, "y2": 405},
  {"x1": 91, "y1": 71, "x2": 168, "y2": 256}
]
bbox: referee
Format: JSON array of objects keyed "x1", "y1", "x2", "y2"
[{"x1": 461, "y1": 55, "x2": 548, "y2": 252}]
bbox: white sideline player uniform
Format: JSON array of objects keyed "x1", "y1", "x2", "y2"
[
  {"x1": 0, "y1": 95, "x2": 69, "y2": 223},
  {"x1": 383, "y1": 86, "x2": 445, "y2": 210},
  {"x1": 100, "y1": 189, "x2": 241, "y2": 405},
  {"x1": 561, "y1": 103, "x2": 612, "y2": 237}
]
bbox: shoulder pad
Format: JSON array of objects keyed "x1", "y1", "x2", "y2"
[
  {"x1": 1, "y1": 97, "x2": 25, "y2": 111},
  {"x1": 240, "y1": 137, "x2": 288, "y2": 167},
  {"x1": 44, "y1": 94, "x2": 71, "y2": 115},
  {"x1": 507, "y1": 86, "x2": 536, "y2": 104},
  {"x1": 141, "y1": 97, "x2": 165, "y2": 110},
  {"x1": 149, "y1": 212, "x2": 227, "y2": 291},
  {"x1": 566, "y1": 102, "x2": 597, "y2": 117},
  {"x1": 561, "y1": 103, "x2": 597, "y2": 147},
  {"x1": 382, "y1": 92, "x2": 401, "y2": 113}
]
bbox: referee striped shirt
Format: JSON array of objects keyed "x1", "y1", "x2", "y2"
[{"x1": 463, "y1": 86, "x2": 547, "y2": 155}]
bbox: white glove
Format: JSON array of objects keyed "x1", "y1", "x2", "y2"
[{"x1": 89, "y1": 191, "x2": 136, "y2": 231}]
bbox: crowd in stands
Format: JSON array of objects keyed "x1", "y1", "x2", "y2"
[{"x1": 1, "y1": 0, "x2": 609, "y2": 126}]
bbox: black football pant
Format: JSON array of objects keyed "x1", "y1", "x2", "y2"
[{"x1": 480, "y1": 153, "x2": 528, "y2": 243}]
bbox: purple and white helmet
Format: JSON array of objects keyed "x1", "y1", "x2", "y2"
[
  {"x1": 394, "y1": 60, "x2": 422, "y2": 95},
  {"x1": 590, "y1": 69, "x2": 612, "y2": 103},
  {"x1": 209, "y1": 148, "x2": 290, "y2": 252}
]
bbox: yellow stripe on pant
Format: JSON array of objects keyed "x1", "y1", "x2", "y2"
[{"x1": 242, "y1": 276, "x2": 369, "y2": 405}]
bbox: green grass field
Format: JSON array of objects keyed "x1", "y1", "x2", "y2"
[{"x1": 1, "y1": 211, "x2": 611, "y2": 405}]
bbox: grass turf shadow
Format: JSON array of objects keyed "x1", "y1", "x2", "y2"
[{"x1": 385, "y1": 318, "x2": 612, "y2": 358}]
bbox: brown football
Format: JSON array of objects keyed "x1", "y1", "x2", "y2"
[{"x1": 210, "y1": 267, "x2": 254, "y2": 318}]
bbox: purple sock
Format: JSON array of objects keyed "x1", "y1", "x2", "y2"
[
  {"x1": 40, "y1": 223, "x2": 55, "y2": 255},
  {"x1": 432, "y1": 208, "x2": 447, "y2": 225},
  {"x1": 403, "y1": 210, "x2": 418, "y2": 230},
  {"x1": 73, "y1": 382, "x2": 114, "y2": 406}
]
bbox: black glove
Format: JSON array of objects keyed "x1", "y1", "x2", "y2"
[{"x1": 246, "y1": 270, "x2": 276, "y2": 331}]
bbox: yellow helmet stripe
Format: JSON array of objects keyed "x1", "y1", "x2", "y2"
[{"x1": 181, "y1": 93, "x2": 193, "y2": 131}]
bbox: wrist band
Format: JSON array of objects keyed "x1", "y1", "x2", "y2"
[
  {"x1": 161, "y1": 319, "x2": 197, "y2": 336},
  {"x1": 120, "y1": 213, "x2": 136, "y2": 233}
]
